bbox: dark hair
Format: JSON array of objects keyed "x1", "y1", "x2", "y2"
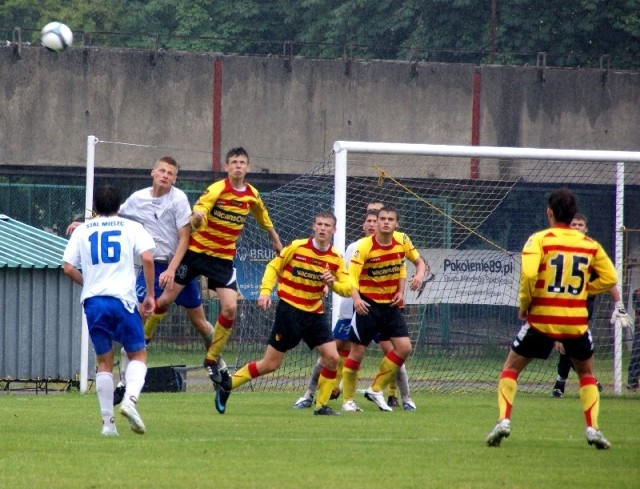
[
  {"x1": 364, "y1": 209, "x2": 379, "y2": 219},
  {"x1": 548, "y1": 188, "x2": 577, "y2": 225},
  {"x1": 315, "y1": 210, "x2": 337, "y2": 226},
  {"x1": 366, "y1": 201, "x2": 384, "y2": 211},
  {"x1": 378, "y1": 206, "x2": 399, "y2": 220},
  {"x1": 225, "y1": 147, "x2": 249, "y2": 162},
  {"x1": 573, "y1": 212, "x2": 588, "y2": 225},
  {"x1": 157, "y1": 156, "x2": 178, "y2": 168},
  {"x1": 94, "y1": 185, "x2": 121, "y2": 215}
]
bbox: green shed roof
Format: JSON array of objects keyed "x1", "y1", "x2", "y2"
[{"x1": 0, "y1": 214, "x2": 68, "y2": 268}]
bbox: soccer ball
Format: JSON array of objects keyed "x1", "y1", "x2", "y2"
[{"x1": 41, "y1": 22, "x2": 73, "y2": 53}]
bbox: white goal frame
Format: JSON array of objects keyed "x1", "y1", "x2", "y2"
[{"x1": 332, "y1": 140, "x2": 640, "y2": 395}]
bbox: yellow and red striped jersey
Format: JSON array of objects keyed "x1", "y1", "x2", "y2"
[
  {"x1": 189, "y1": 178, "x2": 274, "y2": 260},
  {"x1": 350, "y1": 232, "x2": 421, "y2": 304},
  {"x1": 520, "y1": 224, "x2": 617, "y2": 338},
  {"x1": 260, "y1": 238, "x2": 352, "y2": 313}
]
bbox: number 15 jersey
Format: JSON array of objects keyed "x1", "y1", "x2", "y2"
[{"x1": 519, "y1": 225, "x2": 617, "y2": 338}]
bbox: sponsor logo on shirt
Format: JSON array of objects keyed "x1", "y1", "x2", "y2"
[
  {"x1": 212, "y1": 206, "x2": 247, "y2": 224},
  {"x1": 292, "y1": 267, "x2": 323, "y2": 282},
  {"x1": 367, "y1": 264, "x2": 402, "y2": 277}
]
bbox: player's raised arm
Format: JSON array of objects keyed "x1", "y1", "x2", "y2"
[{"x1": 190, "y1": 181, "x2": 224, "y2": 231}]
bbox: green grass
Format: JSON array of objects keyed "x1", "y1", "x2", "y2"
[{"x1": 0, "y1": 391, "x2": 638, "y2": 488}]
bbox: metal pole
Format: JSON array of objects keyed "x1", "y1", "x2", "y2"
[{"x1": 80, "y1": 135, "x2": 98, "y2": 393}]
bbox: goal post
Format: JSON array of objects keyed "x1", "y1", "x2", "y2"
[{"x1": 332, "y1": 141, "x2": 640, "y2": 395}]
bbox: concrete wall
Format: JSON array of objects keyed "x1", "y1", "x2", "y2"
[{"x1": 1, "y1": 45, "x2": 639, "y2": 175}]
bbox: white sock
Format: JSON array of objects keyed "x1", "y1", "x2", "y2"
[
  {"x1": 306, "y1": 361, "x2": 323, "y2": 398},
  {"x1": 124, "y1": 360, "x2": 148, "y2": 404},
  {"x1": 397, "y1": 364, "x2": 411, "y2": 401},
  {"x1": 119, "y1": 346, "x2": 129, "y2": 384},
  {"x1": 96, "y1": 372, "x2": 114, "y2": 423},
  {"x1": 201, "y1": 322, "x2": 215, "y2": 349}
]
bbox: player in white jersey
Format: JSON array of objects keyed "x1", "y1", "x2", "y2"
[
  {"x1": 63, "y1": 185, "x2": 155, "y2": 436},
  {"x1": 67, "y1": 157, "x2": 217, "y2": 405},
  {"x1": 293, "y1": 206, "x2": 417, "y2": 411}
]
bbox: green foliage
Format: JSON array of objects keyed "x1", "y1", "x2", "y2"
[
  {"x1": 2, "y1": 0, "x2": 640, "y2": 67},
  {"x1": 0, "y1": 392, "x2": 638, "y2": 488}
]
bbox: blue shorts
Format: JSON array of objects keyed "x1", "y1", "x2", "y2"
[
  {"x1": 83, "y1": 296, "x2": 146, "y2": 355},
  {"x1": 136, "y1": 261, "x2": 202, "y2": 309},
  {"x1": 333, "y1": 318, "x2": 353, "y2": 341}
]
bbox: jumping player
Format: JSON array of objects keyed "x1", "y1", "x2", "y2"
[{"x1": 154, "y1": 147, "x2": 282, "y2": 397}]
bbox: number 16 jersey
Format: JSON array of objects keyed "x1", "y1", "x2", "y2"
[{"x1": 63, "y1": 216, "x2": 156, "y2": 307}]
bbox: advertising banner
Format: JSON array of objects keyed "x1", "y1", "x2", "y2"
[{"x1": 404, "y1": 248, "x2": 520, "y2": 307}]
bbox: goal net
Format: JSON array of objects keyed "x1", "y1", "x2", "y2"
[{"x1": 231, "y1": 141, "x2": 640, "y2": 396}]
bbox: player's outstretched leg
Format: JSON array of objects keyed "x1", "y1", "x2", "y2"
[{"x1": 215, "y1": 370, "x2": 233, "y2": 414}]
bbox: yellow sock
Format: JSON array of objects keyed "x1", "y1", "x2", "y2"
[
  {"x1": 371, "y1": 353, "x2": 402, "y2": 392},
  {"x1": 497, "y1": 370, "x2": 518, "y2": 420},
  {"x1": 334, "y1": 351, "x2": 347, "y2": 393},
  {"x1": 342, "y1": 358, "x2": 360, "y2": 401},
  {"x1": 579, "y1": 376, "x2": 600, "y2": 429},
  {"x1": 316, "y1": 367, "x2": 338, "y2": 408},
  {"x1": 231, "y1": 361, "x2": 260, "y2": 390},
  {"x1": 386, "y1": 378, "x2": 398, "y2": 398},
  {"x1": 205, "y1": 314, "x2": 234, "y2": 362},
  {"x1": 143, "y1": 312, "x2": 167, "y2": 342}
]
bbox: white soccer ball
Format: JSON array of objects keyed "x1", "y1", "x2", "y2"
[{"x1": 41, "y1": 22, "x2": 73, "y2": 53}]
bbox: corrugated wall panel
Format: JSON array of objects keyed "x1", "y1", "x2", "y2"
[{"x1": 0, "y1": 268, "x2": 91, "y2": 380}]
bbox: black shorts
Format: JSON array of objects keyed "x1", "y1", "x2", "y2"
[
  {"x1": 349, "y1": 295, "x2": 408, "y2": 346},
  {"x1": 511, "y1": 323, "x2": 594, "y2": 361},
  {"x1": 175, "y1": 250, "x2": 237, "y2": 291},
  {"x1": 268, "y1": 300, "x2": 333, "y2": 353}
]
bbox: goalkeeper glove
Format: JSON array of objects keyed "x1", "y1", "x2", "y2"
[{"x1": 610, "y1": 301, "x2": 634, "y2": 329}]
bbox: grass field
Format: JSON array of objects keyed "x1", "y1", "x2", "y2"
[{"x1": 1, "y1": 390, "x2": 638, "y2": 489}]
